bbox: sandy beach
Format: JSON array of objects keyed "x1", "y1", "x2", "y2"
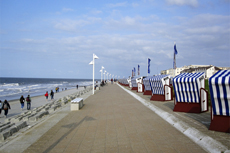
[{"x1": 0, "y1": 86, "x2": 88, "y2": 122}]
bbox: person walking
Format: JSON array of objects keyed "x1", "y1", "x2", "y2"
[
  {"x1": 20, "y1": 95, "x2": 25, "y2": 110},
  {"x1": 44, "y1": 91, "x2": 48, "y2": 101},
  {"x1": 50, "y1": 90, "x2": 54, "y2": 100},
  {"x1": 26, "y1": 95, "x2": 31, "y2": 110},
  {"x1": 0, "y1": 100, "x2": 2, "y2": 116},
  {"x1": 2, "y1": 100, "x2": 11, "y2": 118}
]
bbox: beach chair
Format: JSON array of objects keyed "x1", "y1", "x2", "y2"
[
  {"x1": 131, "y1": 77, "x2": 138, "y2": 90},
  {"x1": 173, "y1": 72, "x2": 208, "y2": 113},
  {"x1": 143, "y1": 76, "x2": 152, "y2": 95},
  {"x1": 149, "y1": 75, "x2": 173, "y2": 101},
  {"x1": 118, "y1": 78, "x2": 129, "y2": 86},
  {"x1": 136, "y1": 76, "x2": 146, "y2": 93},
  {"x1": 127, "y1": 78, "x2": 132, "y2": 88},
  {"x1": 209, "y1": 70, "x2": 230, "y2": 133}
]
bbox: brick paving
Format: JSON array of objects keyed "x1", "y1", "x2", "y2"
[
  {"x1": 134, "y1": 90, "x2": 230, "y2": 149},
  {"x1": 23, "y1": 84, "x2": 207, "y2": 153}
]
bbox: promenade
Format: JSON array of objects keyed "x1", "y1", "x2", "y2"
[{"x1": 1, "y1": 83, "x2": 229, "y2": 153}]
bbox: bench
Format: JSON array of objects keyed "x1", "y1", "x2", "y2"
[{"x1": 71, "y1": 98, "x2": 83, "y2": 111}]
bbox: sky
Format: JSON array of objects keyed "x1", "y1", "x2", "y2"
[{"x1": 0, "y1": 0, "x2": 229, "y2": 79}]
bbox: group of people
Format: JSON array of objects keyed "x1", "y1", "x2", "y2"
[
  {"x1": 20, "y1": 95, "x2": 32, "y2": 110},
  {"x1": 0, "y1": 95, "x2": 31, "y2": 118},
  {"x1": 0, "y1": 89, "x2": 57, "y2": 118},
  {"x1": 44, "y1": 90, "x2": 54, "y2": 101}
]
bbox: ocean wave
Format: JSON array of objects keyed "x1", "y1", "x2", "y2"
[
  {"x1": 0, "y1": 78, "x2": 95, "y2": 101},
  {"x1": 0, "y1": 83, "x2": 19, "y2": 87}
]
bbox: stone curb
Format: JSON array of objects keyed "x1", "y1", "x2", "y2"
[{"x1": 118, "y1": 84, "x2": 229, "y2": 153}]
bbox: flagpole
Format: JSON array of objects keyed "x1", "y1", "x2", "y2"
[
  {"x1": 147, "y1": 58, "x2": 148, "y2": 77},
  {"x1": 93, "y1": 54, "x2": 95, "y2": 95}
]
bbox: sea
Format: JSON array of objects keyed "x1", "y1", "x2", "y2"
[{"x1": 0, "y1": 77, "x2": 99, "y2": 102}]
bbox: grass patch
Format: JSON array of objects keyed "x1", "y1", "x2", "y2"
[{"x1": 205, "y1": 79, "x2": 211, "y2": 107}]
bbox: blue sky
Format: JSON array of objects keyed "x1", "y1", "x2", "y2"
[{"x1": 0, "y1": 0, "x2": 229, "y2": 79}]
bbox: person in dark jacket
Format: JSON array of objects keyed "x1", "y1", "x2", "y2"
[
  {"x1": 50, "y1": 90, "x2": 54, "y2": 100},
  {"x1": 26, "y1": 95, "x2": 31, "y2": 110},
  {"x1": 2, "y1": 100, "x2": 11, "y2": 118},
  {"x1": 20, "y1": 95, "x2": 25, "y2": 110}
]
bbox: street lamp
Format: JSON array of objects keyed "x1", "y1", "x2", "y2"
[
  {"x1": 104, "y1": 70, "x2": 106, "y2": 82},
  {"x1": 89, "y1": 53, "x2": 99, "y2": 95},
  {"x1": 99, "y1": 70, "x2": 102, "y2": 82}
]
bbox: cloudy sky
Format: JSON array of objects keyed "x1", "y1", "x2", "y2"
[{"x1": 0, "y1": 0, "x2": 229, "y2": 79}]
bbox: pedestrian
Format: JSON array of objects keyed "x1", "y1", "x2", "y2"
[
  {"x1": 50, "y1": 90, "x2": 54, "y2": 100},
  {"x1": 20, "y1": 95, "x2": 25, "y2": 110},
  {"x1": 76, "y1": 85, "x2": 78, "y2": 89},
  {"x1": 26, "y1": 95, "x2": 31, "y2": 110},
  {"x1": 2, "y1": 100, "x2": 11, "y2": 118},
  {"x1": 0, "y1": 100, "x2": 2, "y2": 116},
  {"x1": 44, "y1": 91, "x2": 48, "y2": 101}
]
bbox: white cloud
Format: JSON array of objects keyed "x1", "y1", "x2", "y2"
[
  {"x1": 62, "y1": 8, "x2": 74, "y2": 12},
  {"x1": 106, "y1": 2, "x2": 128, "y2": 7},
  {"x1": 90, "y1": 10, "x2": 102, "y2": 14},
  {"x1": 132, "y1": 2, "x2": 139, "y2": 7},
  {"x1": 166, "y1": 0, "x2": 198, "y2": 7}
]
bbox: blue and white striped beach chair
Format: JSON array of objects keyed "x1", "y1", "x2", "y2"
[
  {"x1": 136, "y1": 76, "x2": 146, "y2": 93},
  {"x1": 173, "y1": 72, "x2": 208, "y2": 113},
  {"x1": 131, "y1": 77, "x2": 138, "y2": 90},
  {"x1": 209, "y1": 70, "x2": 230, "y2": 133},
  {"x1": 149, "y1": 75, "x2": 172, "y2": 101},
  {"x1": 118, "y1": 78, "x2": 129, "y2": 86},
  {"x1": 127, "y1": 77, "x2": 132, "y2": 88},
  {"x1": 143, "y1": 76, "x2": 153, "y2": 95}
]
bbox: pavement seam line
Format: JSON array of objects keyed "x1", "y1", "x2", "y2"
[{"x1": 117, "y1": 83, "x2": 229, "y2": 153}]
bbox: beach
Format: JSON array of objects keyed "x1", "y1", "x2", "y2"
[
  {"x1": 0, "y1": 83, "x2": 229, "y2": 153},
  {"x1": 0, "y1": 86, "x2": 87, "y2": 123}
]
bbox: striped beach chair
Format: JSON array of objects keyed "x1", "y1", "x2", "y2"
[
  {"x1": 143, "y1": 76, "x2": 152, "y2": 95},
  {"x1": 131, "y1": 77, "x2": 138, "y2": 90},
  {"x1": 136, "y1": 76, "x2": 146, "y2": 93},
  {"x1": 149, "y1": 75, "x2": 172, "y2": 101},
  {"x1": 209, "y1": 70, "x2": 230, "y2": 133},
  {"x1": 118, "y1": 78, "x2": 129, "y2": 86},
  {"x1": 173, "y1": 72, "x2": 208, "y2": 113},
  {"x1": 127, "y1": 77, "x2": 132, "y2": 88}
]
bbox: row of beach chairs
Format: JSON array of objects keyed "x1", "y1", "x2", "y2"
[{"x1": 118, "y1": 70, "x2": 230, "y2": 133}]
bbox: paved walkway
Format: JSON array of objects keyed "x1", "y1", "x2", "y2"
[{"x1": 21, "y1": 84, "x2": 208, "y2": 152}]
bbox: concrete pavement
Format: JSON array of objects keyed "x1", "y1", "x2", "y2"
[{"x1": 1, "y1": 83, "x2": 229, "y2": 153}]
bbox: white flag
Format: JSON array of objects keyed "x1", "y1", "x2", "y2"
[
  {"x1": 89, "y1": 61, "x2": 93, "y2": 65},
  {"x1": 94, "y1": 54, "x2": 99, "y2": 59}
]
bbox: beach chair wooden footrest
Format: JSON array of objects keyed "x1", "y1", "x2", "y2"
[
  {"x1": 173, "y1": 102, "x2": 201, "y2": 113},
  {"x1": 209, "y1": 115, "x2": 230, "y2": 133}
]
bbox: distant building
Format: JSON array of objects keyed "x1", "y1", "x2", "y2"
[
  {"x1": 161, "y1": 67, "x2": 185, "y2": 78},
  {"x1": 161, "y1": 65, "x2": 228, "y2": 78},
  {"x1": 180, "y1": 65, "x2": 221, "y2": 78}
]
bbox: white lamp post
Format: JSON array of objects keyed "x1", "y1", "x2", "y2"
[
  {"x1": 101, "y1": 66, "x2": 104, "y2": 82},
  {"x1": 99, "y1": 70, "x2": 102, "y2": 82},
  {"x1": 104, "y1": 70, "x2": 106, "y2": 82},
  {"x1": 89, "y1": 53, "x2": 99, "y2": 95}
]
